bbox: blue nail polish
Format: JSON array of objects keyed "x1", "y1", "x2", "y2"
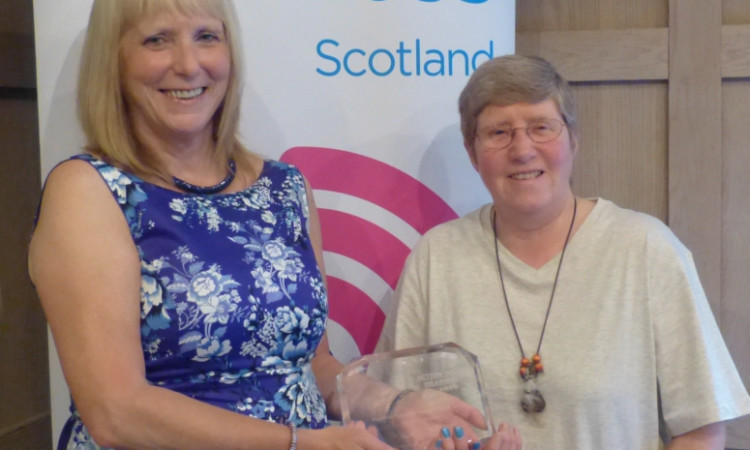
[
  {"x1": 454, "y1": 426, "x2": 465, "y2": 438},
  {"x1": 435, "y1": 440, "x2": 443, "y2": 448},
  {"x1": 441, "y1": 427, "x2": 451, "y2": 438},
  {"x1": 471, "y1": 442, "x2": 481, "y2": 450}
]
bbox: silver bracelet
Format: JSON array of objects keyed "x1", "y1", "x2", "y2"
[
  {"x1": 288, "y1": 424, "x2": 297, "y2": 450},
  {"x1": 385, "y1": 389, "x2": 414, "y2": 425}
]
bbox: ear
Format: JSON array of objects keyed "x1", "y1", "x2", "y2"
[
  {"x1": 569, "y1": 131, "x2": 579, "y2": 157},
  {"x1": 464, "y1": 140, "x2": 479, "y2": 171}
]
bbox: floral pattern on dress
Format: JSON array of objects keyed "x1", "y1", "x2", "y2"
[
  {"x1": 86, "y1": 157, "x2": 149, "y2": 239},
  {"x1": 60, "y1": 154, "x2": 329, "y2": 449}
]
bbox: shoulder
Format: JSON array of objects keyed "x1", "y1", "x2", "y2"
[
  {"x1": 43, "y1": 155, "x2": 114, "y2": 199},
  {"x1": 592, "y1": 198, "x2": 675, "y2": 238},
  {"x1": 45, "y1": 154, "x2": 143, "y2": 205},
  {"x1": 37, "y1": 154, "x2": 131, "y2": 221},
  {"x1": 258, "y1": 159, "x2": 306, "y2": 185},
  {"x1": 265, "y1": 158, "x2": 299, "y2": 174},
  {"x1": 420, "y1": 204, "x2": 488, "y2": 241},
  {"x1": 590, "y1": 198, "x2": 690, "y2": 258},
  {"x1": 30, "y1": 156, "x2": 137, "y2": 282},
  {"x1": 593, "y1": 198, "x2": 662, "y2": 227},
  {"x1": 407, "y1": 205, "x2": 489, "y2": 261}
]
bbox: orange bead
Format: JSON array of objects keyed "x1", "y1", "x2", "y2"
[
  {"x1": 534, "y1": 363, "x2": 543, "y2": 372},
  {"x1": 520, "y1": 366, "x2": 527, "y2": 377},
  {"x1": 521, "y1": 357, "x2": 530, "y2": 367},
  {"x1": 532, "y1": 354, "x2": 542, "y2": 364}
]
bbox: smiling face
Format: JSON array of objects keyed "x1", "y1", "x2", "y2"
[
  {"x1": 467, "y1": 99, "x2": 577, "y2": 219},
  {"x1": 119, "y1": 10, "x2": 231, "y2": 148}
]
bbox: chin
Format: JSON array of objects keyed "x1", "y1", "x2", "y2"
[
  {"x1": 505, "y1": 197, "x2": 555, "y2": 215},
  {"x1": 165, "y1": 121, "x2": 213, "y2": 136}
]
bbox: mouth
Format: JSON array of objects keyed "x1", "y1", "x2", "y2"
[
  {"x1": 510, "y1": 170, "x2": 543, "y2": 180},
  {"x1": 162, "y1": 87, "x2": 206, "y2": 100}
]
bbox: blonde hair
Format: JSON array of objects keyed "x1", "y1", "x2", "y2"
[
  {"x1": 77, "y1": 0, "x2": 249, "y2": 179},
  {"x1": 458, "y1": 55, "x2": 578, "y2": 151}
]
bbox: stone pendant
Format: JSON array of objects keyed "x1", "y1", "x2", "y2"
[{"x1": 520, "y1": 381, "x2": 546, "y2": 413}]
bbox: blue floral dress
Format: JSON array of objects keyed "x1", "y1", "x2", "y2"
[{"x1": 60, "y1": 154, "x2": 330, "y2": 449}]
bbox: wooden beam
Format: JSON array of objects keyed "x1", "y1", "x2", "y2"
[
  {"x1": 518, "y1": 24, "x2": 750, "y2": 82},
  {"x1": 723, "y1": 25, "x2": 750, "y2": 79},
  {"x1": 517, "y1": 28, "x2": 668, "y2": 82},
  {"x1": 668, "y1": 0, "x2": 723, "y2": 313}
]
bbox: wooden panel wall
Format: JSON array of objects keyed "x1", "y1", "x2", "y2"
[
  {"x1": 517, "y1": 0, "x2": 750, "y2": 447},
  {"x1": 722, "y1": 15, "x2": 750, "y2": 448},
  {"x1": 0, "y1": 0, "x2": 50, "y2": 448},
  {"x1": 0, "y1": 96, "x2": 48, "y2": 448},
  {"x1": 517, "y1": 1, "x2": 669, "y2": 223}
]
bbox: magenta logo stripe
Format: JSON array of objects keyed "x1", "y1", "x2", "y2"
[
  {"x1": 280, "y1": 147, "x2": 459, "y2": 359},
  {"x1": 319, "y1": 209, "x2": 410, "y2": 289},
  {"x1": 327, "y1": 276, "x2": 386, "y2": 354},
  {"x1": 281, "y1": 147, "x2": 457, "y2": 233}
]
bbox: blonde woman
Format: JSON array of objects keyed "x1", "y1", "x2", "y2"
[{"x1": 29, "y1": 1, "x2": 392, "y2": 448}]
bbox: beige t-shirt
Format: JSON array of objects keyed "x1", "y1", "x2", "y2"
[{"x1": 378, "y1": 198, "x2": 750, "y2": 449}]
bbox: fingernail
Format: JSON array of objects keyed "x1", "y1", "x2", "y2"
[
  {"x1": 471, "y1": 443, "x2": 481, "y2": 450},
  {"x1": 454, "y1": 426, "x2": 465, "y2": 438},
  {"x1": 435, "y1": 440, "x2": 443, "y2": 448},
  {"x1": 441, "y1": 427, "x2": 451, "y2": 438}
]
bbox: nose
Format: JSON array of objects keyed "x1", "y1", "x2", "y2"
[
  {"x1": 172, "y1": 41, "x2": 201, "y2": 77},
  {"x1": 506, "y1": 128, "x2": 537, "y2": 161}
]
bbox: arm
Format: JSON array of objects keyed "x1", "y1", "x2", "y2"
[
  {"x1": 302, "y1": 178, "x2": 402, "y2": 422},
  {"x1": 666, "y1": 422, "x2": 725, "y2": 450},
  {"x1": 29, "y1": 161, "x2": 390, "y2": 450},
  {"x1": 648, "y1": 226, "x2": 750, "y2": 441},
  {"x1": 301, "y1": 177, "x2": 346, "y2": 417},
  {"x1": 29, "y1": 160, "x2": 299, "y2": 448}
]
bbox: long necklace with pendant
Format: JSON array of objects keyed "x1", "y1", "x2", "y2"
[{"x1": 491, "y1": 197, "x2": 577, "y2": 414}]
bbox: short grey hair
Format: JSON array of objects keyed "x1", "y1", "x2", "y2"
[{"x1": 458, "y1": 55, "x2": 577, "y2": 149}]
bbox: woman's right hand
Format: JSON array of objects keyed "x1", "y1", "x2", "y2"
[{"x1": 298, "y1": 421, "x2": 395, "y2": 450}]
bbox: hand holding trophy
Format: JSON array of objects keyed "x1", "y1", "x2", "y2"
[{"x1": 337, "y1": 343, "x2": 502, "y2": 450}]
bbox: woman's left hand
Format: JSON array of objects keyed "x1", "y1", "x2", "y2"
[
  {"x1": 385, "y1": 389, "x2": 488, "y2": 449},
  {"x1": 430, "y1": 422, "x2": 522, "y2": 450}
]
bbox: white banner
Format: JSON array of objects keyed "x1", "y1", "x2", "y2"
[
  {"x1": 238, "y1": 0, "x2": 514, "y2": 361},
  {"x1": 34, "y1": 0, "x2": 514, "y2": 444}
]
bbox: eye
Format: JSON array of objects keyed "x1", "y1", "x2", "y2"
[
  {"x1": 529, "y1": 121, "x2": 560, "y2": 137},
  {"x1": 488, "y1": 127, "x2": 510, "y2": 137},
  {"x1": 530, "y1": 122, "x2": 552, "y2": 132},
  {"x1": 143, "y1": 34, "x2": 167, "y2": 48},
  {"x1": 196, "y1": 28, "x2": 224, "y2": 43},
  {"x1": 198, "y1": 32, "x2": 218, "y2": 41}
]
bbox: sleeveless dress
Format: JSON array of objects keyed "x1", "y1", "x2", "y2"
[{"x1": 59, "y1": 154, "x2": 330, "y2": 449}]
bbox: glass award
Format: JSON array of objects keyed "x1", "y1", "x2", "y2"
[{"x1": 336, "y1": 342, "x2": 495, "y2": 450}]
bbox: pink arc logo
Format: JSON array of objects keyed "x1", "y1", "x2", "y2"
[{"x1": 280, "y1": 147, "x2": 458, "y2": 357}]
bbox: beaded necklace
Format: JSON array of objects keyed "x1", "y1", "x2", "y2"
[
  {"x1": 173, "y1": 160, "x2": 236, "y2": 195},
  {"x1": 491, "y1": 197, "x2": 577, "y2": 413}
]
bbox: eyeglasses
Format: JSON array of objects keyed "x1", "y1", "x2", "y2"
[{"x1": 475, "y1": 119, "x2": 566, "y2": 150}]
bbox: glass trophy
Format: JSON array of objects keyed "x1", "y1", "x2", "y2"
[{"x1": 337, "y1": 342, "x2": 495, "y2": 450}]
